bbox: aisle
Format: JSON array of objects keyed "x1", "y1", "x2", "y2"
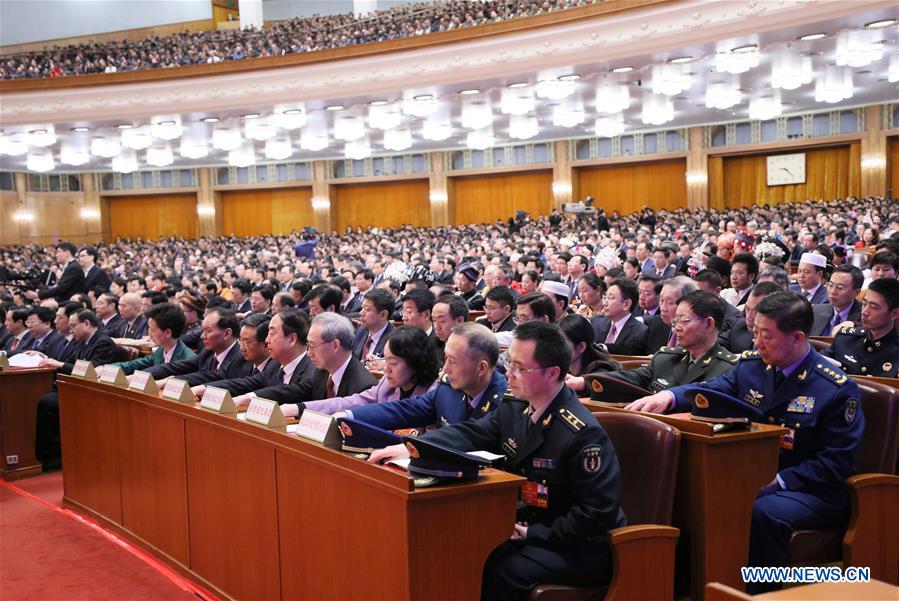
[{"x1": 1, "y1": 473, "x2": 214, "y2": 601}]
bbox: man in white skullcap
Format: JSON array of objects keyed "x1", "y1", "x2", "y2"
[
  {"x1": 790, "y1": 252, "x2": 829, "y2": 304},
  {"x1": 540, "y1": 280, "x2": 572, "y2": 321}
]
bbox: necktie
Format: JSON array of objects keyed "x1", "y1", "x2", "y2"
[
  {"x1": 667, "y1": 330, "x2": 678, "y2": 348},
  {"x1": 605, "y1": 324, "x2": 617, "y2": 344},
  {"x1": 774, "y1": 370, "x2": 786, "y2": 390},
  {"x1": 362, "y1": 335, "x2": 373, "y2": 358},
  {"x1": 213, "y1": 357, "x2": 222, "y2": 371},
  {"x1": 10, "y1": 337, "x2": 19, "y2": 352},
  {"x1": 275, "y1": 367, "x2": 285, "y2": 384},
  {"x1": 828, "y1": 311, "x2": 842, "y2": 334},
  {"x1": 29, "y1": 337, "x2": 40, "y2": 350},
  {"x1": 326, "y1": 376, "x2": 336, "y2": 398}
]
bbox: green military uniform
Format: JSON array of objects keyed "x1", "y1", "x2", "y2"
[
  {"x1": 600, "y1": 343, "x2": 739, "y2": 392},
  {"x1": 820, "y1": 327, "x2": 899, "y2": 378}
]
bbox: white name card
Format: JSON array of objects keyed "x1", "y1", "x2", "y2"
[
  {"x1": 245, "y1": 397, "x2": 286, "y2": 429},
  {"x1": 162, "y1": 378, "x2": 195, "y2": 403},
  {"x1": 128, "y1": 370, "x2": 158, "y2": 395},
  {"x1": 0, "y1": 351, "x2": 8, "y2": 371},
  {"x1": 295, "y1": 409, "x2": 341, "y2": 448},
  {"x1": 99, "y1": 364, "x2": 128, "y2": 387},
  {"x1": 200, "y1": 386, "x2": 237, "y2": 414},
  {"x1": 71, "y1": 360, "x2": 97, "y2": 380}
]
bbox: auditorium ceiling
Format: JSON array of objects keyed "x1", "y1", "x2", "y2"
[{"x1": 0, "y1": 0, "x2": 897, "y2": 173}]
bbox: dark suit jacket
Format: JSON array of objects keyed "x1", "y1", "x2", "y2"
[
  {"x1": 811, "y1": 301, "x2": 862, "y2": 337},
  {"x1": 83, "y1": 265, "x2": 111, "y2": 293},
  {"x1": 352, "y1": 323, "x2": 394, "y2": 361},
  {"x1": 208, "y1": 354, "x2": 316, "y2": 404},
  {"x1": 26, "y1": 330, "x2": 67, "y2": 359},
  {"x1": 60, "y1": 331, "x2": 120, "y2": 375},
  {"x1": 233, "y1": 299, "x2": 251, "y2": 314},
  {"x1": 718, "y1": 318, "x2": 754, "y2": 353},
  {"x1": 790, "y1": 283, "x2": 828, "y2": 305},
  {"x1": 0, "y1": 325, "x2": 9, "y2": 350},
  {"x1": 641, "y1": 264, "x2": 676, "y2": 279},
  {"x1": 121, "y1": 316, "x2": 149, "y2": 339},
  {"x1": 4, "y1": 332, "x2": 32, "y2": 355},
  {"x1": 591, "y1": 314, "x2": 648, "y2": 356},
  {"x1": 633, "y1": 306, "x2": 660, "y2": 319},
  {"x1": 38, "y1": 261, "x2": 86, "y2": 302},
  {"x1": 642, "y1": 315, "x2": 672, "y2": 355},
  {"x1": 295, "y1": 357, "x2": 379, "y2": 405},
  {"x1": 721, "y1": 301, "x2": 743, "y2": 333},
  {"x1": 343, "y1": 293, "x2": 364, "y2": 317},
  {"x1": 475, "y1": 315, "x2": 515, "y2": 334},
  {"x1": 99, "y1": 314, "x2": 125, "y2": 337},
  {"x1": 147, "y1": 342, "x2": 248, "y2": 383}
]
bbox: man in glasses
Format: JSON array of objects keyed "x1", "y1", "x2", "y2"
[{"x1": 810, "y1": 265, "x2": 863, "y2": 336}]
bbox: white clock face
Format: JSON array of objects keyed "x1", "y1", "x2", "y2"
[{"x1": 767, "y1": 153, "x2": 806, "y2": 186}]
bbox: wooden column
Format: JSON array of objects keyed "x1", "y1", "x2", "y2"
[
  {"x1": 196, "y1": 168, "x2": 221, "y2": 237},
  {"x1": 860, "y1": 105, "x2": 888, "y2": 197},
  {"x1": 686, "y1": 127, "x2": 709, "y2": 210},
  {"x1": 13, "y1": 173, "x2": 35, "y2": 242},
  {"x1": 552, "y1": 140, "x2": 573, "y2": 209},
  {"x1": 81, "y1": 172, "x2": 106, "y2": 242},
  {"x1": 429, "y1": 151, "x2": 449, "y2": 227},
  {"x1": 311, "y1": 161, "x2": 332, "y2": 233}
]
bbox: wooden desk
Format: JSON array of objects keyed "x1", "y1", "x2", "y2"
[
  {"x1": 58, "y1": 376, "x2": 523, "y2": 600},
  {"x1": 0, "y1": 367, "x2": 55, "y2": 480},
  {"x1": 585, "y1": 402, "x2": 786, "y2": 601}
]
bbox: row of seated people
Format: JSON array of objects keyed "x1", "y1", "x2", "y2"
[
  {"x1": 10, "y1": 268, "x2": 897, "y2": 597},
  {"x1": 1, "y1": 0, "x2": 594, "y2": 79}
]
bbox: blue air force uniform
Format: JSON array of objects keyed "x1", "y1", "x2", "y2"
[
  {"x1": 421, "y1": 385, "x2": 626, "y2": 599},
  {"x1": 819, "y1": 327, "x2": 899, "y2": 378},
  {"x1": 348, "y1": 369, "x2": 507, "y2": 430},
  {"x1": 667, "y1": 347, "x2": 863, "y2": 592}
]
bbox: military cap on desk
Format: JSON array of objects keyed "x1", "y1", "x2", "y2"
[
  {"x1": 402, "y1": 435, "x2": 492, "y2": 487},
  {"x1": 682, "y1": 387, "x2": 764, "y2": 426},
  {"x1": 337, "y1": 417, "x2": 401, "y2": 454},
  {"x1": 583, "y1": 373, "x2": 651, "y2": 407}
]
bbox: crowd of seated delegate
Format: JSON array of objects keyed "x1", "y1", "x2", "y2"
[
  {"x1": 0, "y1": 0, "x2": 597, "y2": 79},
  {"x1": 1, "y1": 195, "x2": 898, "y2": 598}
]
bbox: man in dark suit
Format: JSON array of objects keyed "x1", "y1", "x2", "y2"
[
  {"x1": 642, "y1": 276, "x2": 698, "y2": 354},
  {"x1": 352, "y1": 288, "x2": 395, "y2": 361},
  {"x1": 231, "y1": 278, "x2": 253, "y2": 315},
  {"x1": 810, "y1": 265, "x2": 863, "y2": 336},
  {"x1": 346, "y1": 269, "x2": 375, "y2": 317},
  {"x1": 341, "y1": 322, "x2": 506, "y2": 428},
  {"x1": 789, "y1": 253, "x2": 828, "y2": 305},
  {"x1": 118, "y1": 292, "x2": 148, "y2": 339},
  {"x1": 3, "y1": 308, "x2": 31, "y2": 354},
  {"x1": 146, "y1": 308, "x2": 250, "y2": 385},
  {"x1": 591, "y1": 278, "x2": 648, "y2": 356},
  {"x1": 27, "y1": 242, "x2": 85, "y2": 304},
  {"x1": 192, "y1": 309, "x2": 318, "y2": 405},
  {"x1": 78, "y1": 246, "x2": 111, "y2": 294},
  {"x1": 694, "y1": 269, "x2": 742, "y2": 332},
  {"x1": 476, "y1": 286, "x2": 516, "y2": 334},
  {"x1": 94, "y1": 292, "x2": 124, "y2": 337},
  {"x1": 634, "y1": 275, "x2": 662, "y2": 319},
  {"x1": 16, "y1": 306, "x2": 65, "y2": 359},
  {"x1": 0, "y1": 305, "x2": 10, "y2": 350},
  {"x1": 401, "y1": 288, "x2": 436, "y2": 339},
  {"x1": 35, "y1": 310, "x2": 121, "y2": 469},
  {"x1": 646, "y1": 246, "x2": 676, "y2": 279}
]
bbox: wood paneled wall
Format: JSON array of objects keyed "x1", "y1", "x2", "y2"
[
  {"x1": 575, "y1": 159, "x2": 687, "y2": 215},
  {"x1": 221, "y1": 188, "x2": 313, "y2": 237},
  {"x1": 889, "y1": 136, "x2": 899, "y2": 197},
  {"x1": 710, "y1": 144, "x2": 861, "y2": 208},
  {"x1": 451, "y1": 171, "x2": 553, "y2": 225},
  {"x1": 333, "y1": 180, "x2": 430, "y2": 232},
  {"x1": 107, "y1": 194, "x2": 198, "y2": 240}
]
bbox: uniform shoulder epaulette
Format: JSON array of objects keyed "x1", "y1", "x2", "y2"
[
  {"x1": 558, "y1": 407, "x2": 586, "y2": 433},
  {"x1": 717, "y1": 350, "x2": 740, "y2": 364},
  {"x1": 503, "y1": 390, "x2": 523, "y2": 403},
  {"x1": 814, "y1": 362, "x2": 848, "y2": 386},
  {"x1": 740, "y1": 350, "x2": 762, "y2": 360},
  {"x1": 658, "y1": 346, "x2": 687, "y2": 355},
  {"x1": 838, "y1": 327, "x2": 867, "y2": 337}
]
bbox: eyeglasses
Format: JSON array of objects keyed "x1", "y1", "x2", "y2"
[
  {"x1": 671, "y1": 316, "x2": 699, "y2": 328},
  {"x1": 825, "y1": 282, "x2": 849, "y2": 293},
  {"x1": 507, "y1": 365, "x2": 547, "y2": 378}
]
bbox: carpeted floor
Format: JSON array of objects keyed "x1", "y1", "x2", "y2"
[{"x1": 1, "y1": 473, "x2": 210, "y2": 601}]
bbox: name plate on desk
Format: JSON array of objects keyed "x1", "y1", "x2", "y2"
[
  {"x1": 98, "y1": 364, "x2": 128, "y2": 387},
  {"x1": 162, "y1": 378, "x2": 195, "y2": 403},
  {"x1": 0, "y1": 351, "x2": 8, "y2": 371},
  {"x1": 245, "y1": 397, "x2": 286, "y2": 429},
  {"x1": 295, "y1": 409, "x2": 341, "y2": 449},
  {"x1": 128, "y1": 370, "x2": 158, "y2": 395},
  {"x1": 200, "y1": 386, "x2": 237, "y2": 414},
  {"x1": 71, "y1": 360, "x2": 97, "y2": 380}
]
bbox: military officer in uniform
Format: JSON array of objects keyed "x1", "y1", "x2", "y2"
[
  {"x1": 820, "y1": 278, "x2": 899, "y2": 378},
  {"x1": 341, "y1": 322, "x2": 507, "y2": 429},
  {"x1": 370, "y1": 321, "x2": 626, "y2": 599},
  {"x1": 576, "y1": 291, "x2": 738, "y2": 393},
  {"x1": 627, "y1": 292, "x2": 863, "y2": 593}
]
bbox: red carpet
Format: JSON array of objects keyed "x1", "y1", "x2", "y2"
[{"x1": 1, "y1": 473, "x2": 214, "y2": 601}]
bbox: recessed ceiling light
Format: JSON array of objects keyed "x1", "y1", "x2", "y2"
[
  {"x1": 412, "y1": 94, "x2": 435, "y2": 101},
  {"x1": 70, "y1": 126, "x2": 90, "y2": 132},
  {"x1": 459, "y1": 88, "x2": 481, "y2": 95},
  {"x1": 558, "y1": 74, "x2": 580, "y2": 81},
  {"x1": 29, "y1": 129, "x2": 47, "y2": 134},
  {"x1": 855, "y1": 70, "x2": 873, "y2": 74},
  {"x1": 611, "y1": 66, "x2": 634, "y2": 73},
  {"x1": 507, "y1": 82, "x2": 528, "y2": 88},
  {"x1": 799, "y1": 32, "x2": 828, "y2": 41},
  {"x1": 731, "y1": 44, "x2": 758, "y2": 53},
  {"x1": 668, "y1": 56, "x2": 693, "y2": 64},
  {"x1": 865, "y1": 19, "x2": 896, "y2": 29},
  {"x1": 242, "y1": 113, "x2": 260, "y2": 119},
  {"x1": 116, "y1": 123, "x2": 133, "y2": 129},
  {"x1": 201, "y1": 117, "x2": 220, "y2": 123},
  {"x1": 368, "y1": 100, "x2": 388, "y2": 106},
  {"x1": 282, "y1": 109, "x2": 304, "y2": 115},
  {"x1": 325, "y1": 104, "x2": 344, "y2": 111},
  {"x1": 157, "y1": 120, "x2": 177, "y2": 126}
]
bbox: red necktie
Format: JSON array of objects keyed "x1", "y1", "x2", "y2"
[
  {"x1": 326, "y1": 377, "x2": 336, "y2": 398},
  {"x1": 362, "y1": 335, "x2": 373, "y2": 358},
  {"x1": 11, "y1": 338, "x2": 19, "y2": 352}
]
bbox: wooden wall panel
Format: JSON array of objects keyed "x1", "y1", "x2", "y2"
[
  {"x1": 451, "y1": 171, "x2": 553, "y2": 225},
  {"x1": 334, "y1": 180, "x2": 430, "y2": 231},
  {"x1": 712, "y1": 144, "x2": 861, "y2": 208},
  {"x1": 107, "y1": 194, "x2": 198, "y2": 240},
  {"x1": 220, "y1": 188, "x2": 313, "y2": 237},
  {"x1": 576, "y1": 159, "x2": 687, "y2": 215},
  {"x1": 889, "y1": 136, "x2": 899, "y2": 197}
]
